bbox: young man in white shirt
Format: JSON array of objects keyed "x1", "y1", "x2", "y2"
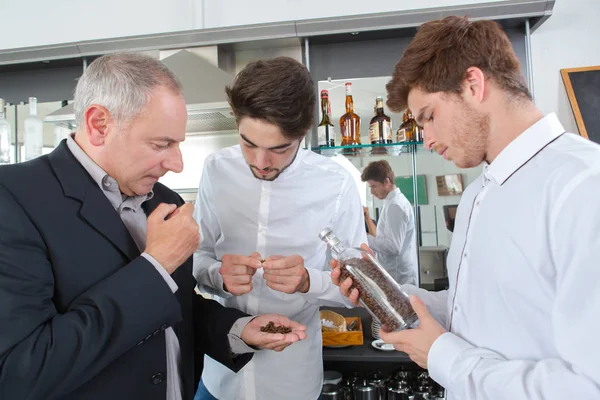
[
  {"x1": 361, "y1": 160, "x2": 418, "y2": 285},
  {"x1": 193, "y1": 57, "x2": 367, "y2": 400},
  {"x1": 333, "y1": 16, "x2": 600, "y2": 399}
]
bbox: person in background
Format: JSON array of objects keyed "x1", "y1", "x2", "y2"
[
  {"x1": 0, "y1": 53, "x2": 306, "y2": 400},
  {"x1": 361, "y1": 160, "x2": 418, "y2": 285},
  {"x1": 193, "y1": 57, "x2": 366, "y2": 400},
  {"x1": 332, "y1": 16, "x2": 600, "y2": 400}
]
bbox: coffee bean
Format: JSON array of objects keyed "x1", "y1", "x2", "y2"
[
  {"x1": 340, "y1": 257, "x2": 418, "y2": 331},
  {"x1": 260, "y1": 321, "x2": 292, "y2": 334}
]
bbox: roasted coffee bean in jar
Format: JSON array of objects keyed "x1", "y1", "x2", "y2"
[{"x1": 319, "y1": 228, "x2": 418, "y2": 331}]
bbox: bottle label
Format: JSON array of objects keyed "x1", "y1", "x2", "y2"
[
  {"x1": 384, "y1": 121, "x2": 392, "y2": 141},
  {"x1": 318, "y1": 125, "x2": 335, "y2": 146},
  {"x1": 369, "y1": 122, "x2": 379, "y2": 142},
  {"x1": 397, "y1": 128, "x2": 407, "y2": 142}
]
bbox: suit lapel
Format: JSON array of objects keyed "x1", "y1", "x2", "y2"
[{"x1": 48, "y1": 141, "x2": 139, "y2": 261}]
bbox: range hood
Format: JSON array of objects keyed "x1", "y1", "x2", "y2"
[{"x1": 44, "y1": 49, "x2": 238, "y2": 135}]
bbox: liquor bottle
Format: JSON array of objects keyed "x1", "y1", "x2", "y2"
[
  {"x1": 0, "y1": 98, "x2": 11, "y2": 164},
  {"x1": 317, "y1": 90, "x2": 335, "y2": 147},
  {"x1": 319, "y1": 227, "x2": 418, "y2": 331},
  {"x1": 369, "y1": 96, "x2": 392, "y2": 145},
  {"x1": 396, "y1": 110, "x2": 408, "y2": 142},
  {"x1": 397, "y1": 108, "x2": 418, "y2": 142},
  {"x1": 416, "y1": 125, "x2": 424, "y2": 142},
  {"x1": 24, "y1": 97, "x2": 43, "y2": 161},
  {"x1": 339, "y1": 82, "x2": 361, "y2": 151}
]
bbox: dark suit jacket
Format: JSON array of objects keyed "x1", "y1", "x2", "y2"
[{"x1": 0, "y1": 142, "x2": 251, "y2": 400}]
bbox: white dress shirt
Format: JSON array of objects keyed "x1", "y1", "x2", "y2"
[
  {"x1": 367, "y1": 187, "x2": 418, "y2": 285},
  {"x1": 193, "y1": 145, "x2": 367, "y2": 400},
  {"x1": 404, "y1": 113, "x2": 600, "y2": 399}
]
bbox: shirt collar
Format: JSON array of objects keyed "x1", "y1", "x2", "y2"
[
  {"x1": 486, "y1": 113, "x2": 565, "y2": 185},
  {"x1": 66, "y1": 134, "x2": 153, "y2": 210},
  {"x1": 384, "y1": 187, "x2": 400, "y2": 203}
]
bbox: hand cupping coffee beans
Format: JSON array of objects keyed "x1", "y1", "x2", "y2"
[{"x1": 260, "y1": 321, "x2": 292, "y2": 334}]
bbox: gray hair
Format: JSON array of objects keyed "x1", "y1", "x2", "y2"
[{"x1": 73, "y1": 52, "x2": 182, "y2": 127}]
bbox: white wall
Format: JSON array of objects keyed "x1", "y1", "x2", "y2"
[{"x1": 531, "y1": 0, "x2": 600, "y2": 134}]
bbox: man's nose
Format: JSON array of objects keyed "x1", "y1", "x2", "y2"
[{"x1": 164, "y1": 145, "x2": 184, "y2": 173}]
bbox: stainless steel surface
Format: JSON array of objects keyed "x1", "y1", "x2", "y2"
[
  {"x1": 0, "y1": 1, "x2": 555, "y2": 65},
  {"x1": 44, "y1": 49, "x2": 237, "y2": 135},
  {"x1": 525, "y1": 19, "x2": 535, "y2": 102},
  {"x1": 411, "y1": 143, "x2": 421, "y2": 286},
  {"x1": 353, "y1": 384, "x2": 377, "y2": 400},
  {"x1": 322, "y1": 383, "x2": 341, "y2": 400}
]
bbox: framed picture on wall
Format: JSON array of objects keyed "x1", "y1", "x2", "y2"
[
  {"x1": 443, "y1": 205, "x2": 458, "y2": 232},
  {"x1": 561, "y1": 65, "x2": 600, "y2": 144},
  {"x1": 436, "y1": 174, "x2": 464, "y2": 196}
]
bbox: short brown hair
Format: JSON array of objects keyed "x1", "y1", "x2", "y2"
[
  {"x1": 386, "y1": 16, "x2": 530, "y2": 112},
  {"x1": 361, "y1": 160, "x2": 395, "y2": 185},
  {"x1": 226, "y1": 57, "x2": 315, "y2": 140}
]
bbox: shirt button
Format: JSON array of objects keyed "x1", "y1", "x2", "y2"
[
  {"x1": 454, "y1": 305, "x2": 459, "y2": 312},
  {"x1": 463, "y1": 252, "x2": 468, "y2": 258},
  {"x1": 150, "y1": 373, "x2": 164, "y2": 385}
]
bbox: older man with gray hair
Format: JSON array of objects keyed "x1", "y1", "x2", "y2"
[{"x1": 0, "y1": 53, "x2": 306, "y2": 400}]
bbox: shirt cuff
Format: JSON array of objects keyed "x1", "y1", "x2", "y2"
[
  {"x1": 227, "y1": 316, "x2": 259, "y2": 354},
  {"x1": 142, "y1": 253, "x2": 179, "y2": 293},
  {"x1": 428, "y1": 332, "x2": 474, "y2": 392},
  {"x1": 303, "y1": 268, "x2": 324, "y2": 298}
]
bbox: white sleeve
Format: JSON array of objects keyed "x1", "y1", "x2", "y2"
[
  {"x1": 192, "y1": 161, "x2": 233, "y2": 299},
  {"x1": 367, "y1": 204, "x2": 408, "y2": 254},
  {"x1": 427, "y1": 172, "x2": 600, "y2": 399},
  {"x1": 303, "y1": 174, "x2": 367, "y2": 308},
  {"x1": 400, "y1": 284, "x2": 448, "y2": 328}
]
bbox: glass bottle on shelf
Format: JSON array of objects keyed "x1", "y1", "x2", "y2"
[
  {"x1": 319, "y1": 227, "x2": 418, "y2": 331},
  {"x1": 0, "y1": 98, "x2": 11, "y2": 164},
  {"x1": 317, "y1": 90, "x2": 335, "y2": 147},
  {"x1": 397, "y1": 108, "x2": 418, "y2": 142},
  {"x1": 23, "y1": 97, "x2": 43, "y2": 161},
  {"x1": 369, "y1": 96, "x2": 392, "y2": 153},
  {"x1": 396, "y1": 110, "x2": 408, "y2": 142},
  {"x1": 369, "y1": 96, "x2": 392, "y2": 155},
  {"x1": 339, "y1": 82, "x2": 361, "y2": 153}
]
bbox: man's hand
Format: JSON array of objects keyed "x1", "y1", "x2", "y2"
[
  {"x1": 262, "y1": 255, "x2": 310, "y2": 294},
  {"x1": 241, "y1": 314, "x2": 307, "y2": 352},
  {"x1": 379, "y1": 295, "x2": 447, "y2": 369},
  {"x1": 220, "y1": 253, "x2": 263, "y2": 296},
  {"x1": 145, "y1": 203, "x2": 200, "y2": 274},
  {"x1": 329, "y1": 243, "x2": 373, "y2": 306}
]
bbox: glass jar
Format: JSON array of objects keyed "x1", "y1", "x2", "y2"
[{"x1": 319, "y1": 227, "x2": 418, "y2": 331}]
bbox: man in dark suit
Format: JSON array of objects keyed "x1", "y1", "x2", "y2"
[{"x1": 0, "y1": 53, "x2": 306, "y2": 400}]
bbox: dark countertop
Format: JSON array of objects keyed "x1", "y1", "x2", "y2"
[{"x1": 321, "y1": 307, "x2": 414, "y2": 364}]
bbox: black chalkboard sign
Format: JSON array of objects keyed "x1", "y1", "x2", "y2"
[{"x1": 561, "y1": 66, "x2": 600, "y2": 144}]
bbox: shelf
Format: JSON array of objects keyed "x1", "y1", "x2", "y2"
[
  {"x1": 321, "y1": 307, "x2": 414, "y2": 364},
  {"x1": 312, "y1": 141, "x2": 423, "y2": 157}
]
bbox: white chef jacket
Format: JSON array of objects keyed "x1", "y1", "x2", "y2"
[
  {"x1": 402, "y1": 113, "x2": 600, "y2": 399},
  {"x1": 367, "y1": 187, "x2": 418, "y2": 285},
  {"x1": 193, "y1": 145, "x2": 367, "y2": 400}
]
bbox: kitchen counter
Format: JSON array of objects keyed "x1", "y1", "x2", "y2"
[{"x1": 322, "y1": 307, "x2": 413, "y2": 364}]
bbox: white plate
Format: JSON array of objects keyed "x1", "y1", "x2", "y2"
[{"x1": 371, "y1": 339, "x2": 395, "y2": 351}]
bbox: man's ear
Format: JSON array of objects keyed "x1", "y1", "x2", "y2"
[
  {"x1": 463, "y1": 66, "x2": 487, "y2": 104},
  {"x1": 83, "y1": 105, "x2": 111, "y2": 147}
]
